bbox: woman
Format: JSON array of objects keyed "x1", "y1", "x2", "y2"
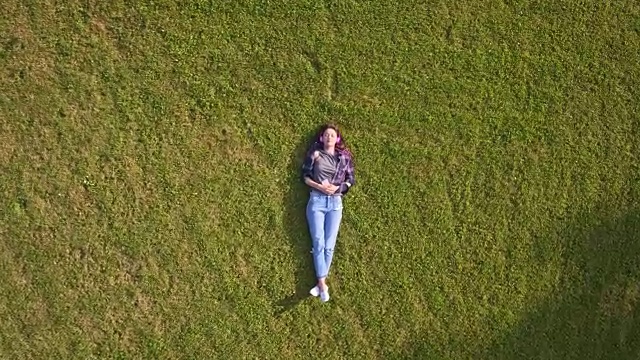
[{"x1": 301, "y1": 124, "x2": 355, "y2": 302}]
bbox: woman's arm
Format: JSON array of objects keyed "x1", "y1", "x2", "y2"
[
  {"x1": 305, "y1": 177, "x2": 339, "y2": 195},
  {"x1": 301, "y1": 147, "x2": 320, "y2": 180},
  {"x1": 304, "y1": 176, "x2": 323, "y2": 191},
  {"x1": 338, "y1": 156, "x2": 355, "y2": 195}
]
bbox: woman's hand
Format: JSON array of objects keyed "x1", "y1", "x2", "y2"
[
  {"x1": 321, "y1": 183, "x2": 339, "y2": 195},
  {"x1": 318, "y1": 180, "x2": 339, "y2": 195},
  {"x1": 304, "y1": 177, "x2": 339, "y2": 195}
]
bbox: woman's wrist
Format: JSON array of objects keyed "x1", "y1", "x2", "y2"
[{"x1": 304, "y1": 177, "x2": 320, "y2": 190}]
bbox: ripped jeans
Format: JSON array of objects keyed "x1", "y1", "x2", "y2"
[{"x1": 306, "y1": 191, "x2": 343, "y2": 279}]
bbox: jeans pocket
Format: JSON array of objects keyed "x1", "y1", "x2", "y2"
[
  {"x1": 333, "y1": 196, "x2": 343, "y2": 211},
  {"x1": 308, "y1": 193, "x2": 323, "y2": 211}
]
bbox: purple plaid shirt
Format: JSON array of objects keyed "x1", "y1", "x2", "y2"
[{"x1": 302, "y1": 143, "x2": 355, "y2": 195}]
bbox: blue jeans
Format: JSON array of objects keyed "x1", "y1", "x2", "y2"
[{"x1": 306, "y1": 191, "x2": 343, "y2": 279}]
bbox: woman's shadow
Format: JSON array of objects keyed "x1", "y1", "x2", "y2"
[{"x1": 275, "y1": 127, "x2": 321, "y2": 315}]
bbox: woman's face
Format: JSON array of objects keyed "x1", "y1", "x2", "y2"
[{"x1": 322, "y1": 128, "x2": 339, "y2": 146}]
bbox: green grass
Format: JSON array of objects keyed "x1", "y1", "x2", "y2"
[{"x1": 1, "y1": 0, "x2": 639, "y2": 358}]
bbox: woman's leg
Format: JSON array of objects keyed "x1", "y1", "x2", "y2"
[
  {"x1": 323, "y1": 207, "x2": 343, "y2": 276},
  {"x1": 306, "y1": 200, "x2": 328, "y2": 282}
]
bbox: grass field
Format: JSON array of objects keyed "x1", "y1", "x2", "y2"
[{"x1": 1, "y1": 0, "x2": 639, "y2": 359}]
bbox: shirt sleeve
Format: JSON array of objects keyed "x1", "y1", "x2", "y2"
[
  {"x1": 301, "y1": 145, "x2": 317, "y2": 181},
  {"x1": 339, "y1": 156, "x2": 355, "y2": 195}
]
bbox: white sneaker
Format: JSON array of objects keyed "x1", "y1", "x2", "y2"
[
  {"x1": 309, "y1": 286, "x2": 320, "y2": 297},
  {"x1": 320, "y1": 288, "x2": 330, "y2": 303}
]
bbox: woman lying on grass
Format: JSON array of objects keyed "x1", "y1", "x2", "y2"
[{"x1": 301, "y1": 124, "x2": 355, "y2": 303}]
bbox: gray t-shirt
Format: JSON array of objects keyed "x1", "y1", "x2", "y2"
[{"x1": 311, "y1": 149, "x2": 340, "y2": 184}]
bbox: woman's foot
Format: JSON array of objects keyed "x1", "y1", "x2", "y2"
[
  {"x1": 310, "y1": 285, "x2": 329, "y2": 297},
  {"x1": 320, "y1": 287, "x2": 330, "y2": 303}
]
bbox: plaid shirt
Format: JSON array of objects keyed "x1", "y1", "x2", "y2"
[{"x1": 302, "y1": 143, "x2": 355, "y2": 195}]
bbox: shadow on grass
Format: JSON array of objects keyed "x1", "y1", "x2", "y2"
[
  {"x1": 275, "y1": 127, "x2": 321, "y2": 315},
  {"x1": 397, "y1": 208, "x2": 640, "y2": 359},
  {"x1": 482, "y1": 208, "x2": 640, "y2": 360}
]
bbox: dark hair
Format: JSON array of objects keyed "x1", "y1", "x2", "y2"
[{"x1": 313, "y1": 124, "x2": 351, "y2": 154}]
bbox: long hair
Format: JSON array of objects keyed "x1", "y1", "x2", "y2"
[{"x1": 310, "y1": 124, "x2": 351, "y2": 156}]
